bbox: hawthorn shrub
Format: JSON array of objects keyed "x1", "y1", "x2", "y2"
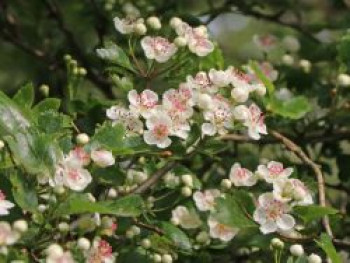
[{"x1": 0, "y1": 1, "x2": 350, "y2": 263}]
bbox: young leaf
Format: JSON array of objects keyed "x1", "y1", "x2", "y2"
[
  {"x1": 249, "y1": 61, "x2": 275, "y2": 95},
  {"x1": 268, "y1": 96, "x2": 311, "y2": 119},
  {"x1": 91, "y1": 123, "x2": 125, "y2": 151},
  {"x1": 294, "y1": 205, "x2": 338, "y2": 224},
  {"x1": 33, "y1": 98, "x2": 61, "y2": 113},
  {"x1": 13, "y1": 83, "x2": 35, "y2": 108},
  {"x1": 161, "y1": 222, "x2": 192, "y2": 251},
  {"x1": 315, "y1": 233, "x2": 341, "y2": 263}
]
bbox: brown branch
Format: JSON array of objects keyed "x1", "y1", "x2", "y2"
[
  {"x1": 43, "y1": 0, "x2": 114, "y2": 98},
  {"x1": 132, "y1": 161, "x2": 177, "y2": 194},
  {"x1": 132, "y1": 218, "x2": 164, "y2": 235},
  {"x1": 269, "y1": 130, "x2": 333, "y2": 238}
]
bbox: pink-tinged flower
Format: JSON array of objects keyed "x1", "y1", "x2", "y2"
[
  {"x1": 163, "y1": 86, "x2": 194, "y2": 119},
  {"x1": 87, "y1": 239, "x2": 115, "y2": 263},
  {"x1": 0, "y1": 191, "x2": 14, "y2": 216},
  {"x1": 253, "y1": 193, "x2": 295, "y2": 234},
  {"x1": 53, "y1": 158, "x2": 92, "y2": 192},
  {"x1": 187, "y1": 71, "x2": 217, "y2": 94},
  {"x1": 245, "y1": 62, "x2": 278, "y2": 83},
  {"x1": 187, "y1": 31, "x2": 214, "y2": 57},
  {"x1": 106, "y1": 106, "x2": 143, "y2": 135},
  {"x1": 229, "y1": 163, "x2": 257, "y2": 187},
  {"x1": 128, "y1": 89, "x2": 159, "y2": 118},
  {"x1": 0, "y1": 222, "x2": 19, "y2": 246},
  {"x1": 141, "y1": 36, "x2": 177, "y2": 63},
  {"x1": 253, "y1": 34, "x2": 278, "y2": 52},
  {"x1": 68, "y1": 147, "x2": 91, "y2": 166},
  {"x1": 208, "y1": 217, "x2": 239, "y2": 242},
  {"x1": 257, "y1": 161, "x2": 293, "y2": 184},
  {"x1": 171, "y1": 206, "x2": 202, "y2": 229},
  {"x1": 47, "y1": 251, "x2": 75, "y2": 263},
  {"x1": 244, "y1": 103, "x2": 267, "y2": 140},
  {"x1": 143, "y1": 111, "x2": 172, "y2": 148},
  {"x1": 113, "y1": 16, "x2": 143, "y2": 34},
  {"x1": 273, "y1": 179, "x2": 313, "y2": 206},
  {"x1": 202, "y1": 95, "x2": 233, "y2": 136},
  {"x1": 193, "y1": 189, "x2": 221, "y2": 211},
  {"x1": 91, "y1": 150, "x2": 115, "y2": 168},
  {"x1": 208, "y1": 69, "x2": 231, "y2": 88}
]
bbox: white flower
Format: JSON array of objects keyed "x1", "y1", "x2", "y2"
[
  {"x1": 253, "y1": 34, "x2": 277, "y2": 52},
  {"x1": 106, "y1": 105, "x2": 143, "y2": 135},
  {"x1": 202, "y1": 95, "x2": 233, "y2": 136},
  {"x1": 187, "y1": 71, "x2": 217, "y2": 94},
  {"x1": 187, "y1": 28, "x2": 214, "y2": 57},
  {"x1": 244, "y1": 103, "x2": 267, "y2": 140},
  {"x1": 229, "y1": 163, "x2": 257, "y2": 187},
  {"x1": 0, "y1": 222, "x2": 19, "y2": 246},
  {"x1": 53, "y1": 158, "x2": 92, "y2": 192},
  {"x1": 128, "y1": 89, "x2": 159, "y2": 118},
  {"x1": 273, "y1": 178, "x2": 313, "y2": 206},
  {"x1": 171, "y1": 206, "x2": 201, "y2": 229},
  {"x1": 253, "y1": 193, "x2": 295, "y2": 234},
  {"x1": 113, "y1": 16, "x2": 143, "y2": 34},
  {"x1": 141, "y1": 36, "x2": 177, "y2": 63},
  {"x1": 257, "y1": 161, "x2": 293, "y2": 183},
  {"x1": 208, "y1": 69, "x2": 231, "y2": 88},
  {"x1": 46, "y1": 251, "x2": 75, "y2": 263},
  {"x1": 143, "y1": 111, "x2": 172, "y2": 148},
  {"x1": 0, "y1": 191, "x2": 14, "y2": 216},
  {"x1": 91, "y1": 150, "x2": 115, "y2": 168},
  {"x1": 87, "y1": 239, "x2": 115, "y2": 263},
  {"x1": 207, "y1": 217, "x2": 239, "y2": 242},
  {"x1": 193, "y1": 189, "x2": 220, "y2": 211},
  {"x1": 231, "y1": 87, "x2": 250, "y2": 103},
  {"x1": 67, "y1": 147, "x2": 91, "y2": 166}
]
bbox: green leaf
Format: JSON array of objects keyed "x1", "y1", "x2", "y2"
[
  {"x1": 199, "y1": 43, "x2": 224, "y2": 70},
  {"x1": 0, "y1": 90, "x2": 31, "y2": 135},
  {"x1": 55, "y1": 194, "x2": 144, "y2": 217},
  {"x1": 96, "y1": 42, "x2": 135, "y2": 71},
  {"x1": 4, "y1": 131, "x2": 62, "y2": 175},
  {"x1": 9, "y1": 171, "x2": 38, "y2": 213},
  {"x1": 161, "y1": 222, "x2": 192, "y2": 251},
  {"x1": 93, "y1": 165, "x2": 124, "y2": 186},
  {"x1": 294, "y1": 205, "x2": 338, "y2": 224},
  {"x1": 13, "y1": 83, "x2": 35, "y2": 108},
  {"x1": 91, "y1": 123, "x2": 125, "y2": 151},
  {"x1": 249, "y1": 61, "x2": 275, "y2": 95},
  {"x1": 33, "y1": 98, "x2": 61, "y2": 113},
  {"x1": 212, "y1": 192, "x2": 257, "y2": 228},
  {"x1": 268, "y1": 96, "x2": 311, "y2": 119},
  {"x1": 315, "y1": 233, "x2": 341, "y2": 263}
]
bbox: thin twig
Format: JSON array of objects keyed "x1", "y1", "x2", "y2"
[
  {"x1": 270, "y1": 130, "x2": 333, "y2": 238},
  {"x1": 132, "y1": 218, "x2": 164, "y2": 235}
]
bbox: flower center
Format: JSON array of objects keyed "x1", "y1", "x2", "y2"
[{"x1": 153, "y1": 124, "x2": 169, "y2": 139}]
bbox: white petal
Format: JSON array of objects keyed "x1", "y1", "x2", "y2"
[
  {"x1": 276, "y1": 214, "x2": 295, "y2": 230},
  {"x1": 260, "y1": 220, "x2": 277, "y2": 234}
]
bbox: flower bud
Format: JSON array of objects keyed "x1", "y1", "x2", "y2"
[
  {"x1": 126, "y1": 230, "x2": 134, "y2": 239},
  {"x1": 196, "y1": 231, "x2": 210, "y2": 243},
  {"x1": 153, "y1": 254, "x2": 162, "y2": 262},
  {"x1": 197, "y1": 93, "x2": 213, "y2": 110},
  {"x1": 337, "y1": 73, "x2": 350, "y2": 87},
  {"x1": 78, "y1": 68, "x2": 87, "y2": 76},
  {"x1": 107, "y1": 188, "x2": 118, "y2": 198},
  {"x1": 308, "y1": 253, "x2": 322, "y2": 263},
  {"x1": 91, "y1": 150, "x2": 115, "y2": 168},
  {"x1": 38, "y1": 204, "x2": 47, "y2": 212},
  {"x1": 131, "y1": 225, "x2": 141, "y2": 235},
  {"x1": 162, "y1": 254, "x2": 173, "y2": 263},
  {"x1": 64, "y1": 54, "x2": 72, "y2": 62},
  {"x1": 39, "y1": 84, "x2": 50, "y2": 97},
  {"x1": 170, "y1": 17, "x2": 182, "y2": 28},
  {"x1": 271, "y1": 238, "x2": 284, "y2": 249},
  {"x1": 181, "y1": 186, "x2": 192, "y2": 197},
  {"x1": 54, "y1": 186, "x2": 65, "y2": 195},
  {"x1": 135, "y1": 172, "x2": 148, "y2": 184},
  {"x1": 13, "y1": 220, "x2": 28, "y2": 233},
  {"x1": 231, "y1": 87, "x2": 249, "y2": 102},
  {"x1": 255, "y1": 84, "x2": 267, "y2": 96},
  {"x1": 299, "y1": 59, "x2": 311, "y2": 73},
  {"x1": 46, "y1": 244, "x2": 63, "y2": 257},
  {"x1": 170, "y1": 217, "x2": 180, "y2": 225},
  {"x1": 282, "y1": 36, "x2": 300, "y2": 52},
  {"x1": 174, "y1": 37, "x2": 187, "y2": 47},
  {"x1": 181, "y1": 174, "x2": 193, "y2": 187},
  {"x1": 147, "y1": 16, "x2": 161, "y2": 30},
  {"x1": 290, "y1": 244, "x2": 304, "y2": 257},
  {"x1": 76, "y1": 133, "x2": 90, "y2": 145},
  {"x1": 134, "y1": 23, "x2": 147, "y2": 35},
  {"x1": 0, "y1": 140, "x2": 4, "y2": 151},
  {"x1": 221, "y1": 179, "x2": 232, "y2": 189},
  {"x1": 233, "y1": 105, "x2": 249, "y2": 120},
  {"x1": 141, "y1": 238, "x2": 151, "y2": 249},
  {"x1": 58, "y1": 222, "x2": 70, "y2": 233},
  {"x1": 282, "y1": 54, "x2": 294, "y2": 66},
  {"x1": 77, "y1": 237, "x2": 91, "y2": 250}
]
